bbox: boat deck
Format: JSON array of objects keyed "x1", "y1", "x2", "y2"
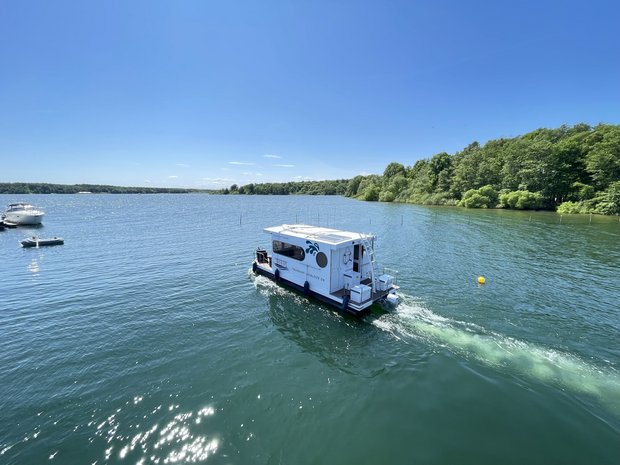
[
  {"x1": 257, "y1": 261, "x2": 392, "y2": 306},
  {"x1": 331, "y1": 286, "x2": 391, "y2": 305}
]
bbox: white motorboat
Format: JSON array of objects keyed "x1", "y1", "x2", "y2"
[
  {"x1": 252, "y1": 224, "x2": 399, "y2": 315},
  {"x1": 3, "y1": 203, "x2": 45, "y2": 225}
]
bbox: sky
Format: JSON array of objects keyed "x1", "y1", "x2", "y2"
[{"x1": 1, "y1": 0, "x2": 619, "y2": 189}]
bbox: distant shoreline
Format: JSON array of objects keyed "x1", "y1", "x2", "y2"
[{"x1": 0, "y1": 183, "x2": 216, "y2": 195}]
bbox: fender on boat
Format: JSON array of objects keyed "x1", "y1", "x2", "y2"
[
  {"x1": 341, "y1": 295, "x2": 350, "y2": 312},
  {"x1": 303, "y1": 281, "x2": 310, "y2": 296},
  {"x1": 274, "y1": 268, "x2": 280, "y2": 282},
  {"x1": 252, "y1": 262, "x2": 257, "y2": 273}
]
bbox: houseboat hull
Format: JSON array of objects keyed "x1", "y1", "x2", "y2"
[
  {"x1": 252, "y1": 260, "x2": 398, "y2": 316},
  {"x1": 253, "y1": 224, "x2": 399, "y2": 316},
  {"x1": 253, "y1": 261, "x2": 369, "y2": 315}
]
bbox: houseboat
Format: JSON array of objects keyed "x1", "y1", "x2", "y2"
[{"x1": 252, "y1": 224, "x2": 399, "y2": 315}]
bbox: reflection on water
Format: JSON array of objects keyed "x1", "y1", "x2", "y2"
[
  {"x1": 253, "y1": 272, "x2": 427, "y2": 378},
  {"x1": 92, "y1": 398, "x2": 219, "y2": 464},
  {"x1": 28, "y1": 258, "x2": 40, "y2": 273}
]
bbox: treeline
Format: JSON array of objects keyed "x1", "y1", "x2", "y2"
[
  {"x1": 0, "y1": 183, "x2": 211, "y2": 194},
  {"x1": 221, "y1": 179, "x2": 349, "y2": 196},
  {"x1": 346, "y1": 123, "x2": 620, "y2": 215}
]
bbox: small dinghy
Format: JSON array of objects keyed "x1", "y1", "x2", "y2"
[{"x1": 21, "y1": 236, "x2": 64, "y2": 248}]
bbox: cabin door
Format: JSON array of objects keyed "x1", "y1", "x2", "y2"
[
  {"x1": 353, "y1": 244, "x2": 363, "y2": 274},
  {"x1": 330, "y1": 249, "x2": 342, "y2": 293}
]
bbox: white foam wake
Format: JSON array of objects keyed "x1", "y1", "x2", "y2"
[{"x1": 374, "y1": 294, "x2": 620, "y2": 415}]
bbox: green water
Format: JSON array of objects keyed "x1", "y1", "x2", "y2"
[{"x1": 1, "y1": 194, "x2": 619, "y2": 464}]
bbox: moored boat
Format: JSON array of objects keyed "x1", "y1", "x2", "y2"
[
  {"x1": 252, "y1": 224, "x2": 399, "y2": 315},
  {"x1": 4, "y1": 202, "x2": 45, "y2": 225},
  {"x1": 20, "y1": 236, "x2": 64, "y2": 248}
]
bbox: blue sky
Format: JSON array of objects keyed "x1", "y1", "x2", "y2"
[{"x1": 1, "y1": 0, "x2": 618, "y2": 189}]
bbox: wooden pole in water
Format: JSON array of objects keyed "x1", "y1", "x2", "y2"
[
  {"x1": 589, "y1": 213, "x2": 592, "y2": 224},
  {"x1": 560, "y1": 215, "x2": 563, "y2": 224}
]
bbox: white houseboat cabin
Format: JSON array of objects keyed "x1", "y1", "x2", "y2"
[{"x1": 252, "y1": 224, "x2": 399, "y2": 315}]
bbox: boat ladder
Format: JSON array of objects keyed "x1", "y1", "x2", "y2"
[{"x1": 361, "y1": 234, "x2": 380, "y2": 292}]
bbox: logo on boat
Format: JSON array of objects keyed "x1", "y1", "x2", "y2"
[
  {"x1": 306, "y1": 241, "x2": 328, "y2": 268},
  {"x1": 305, "y1": 241, "x2": 319, "y2": 255}
]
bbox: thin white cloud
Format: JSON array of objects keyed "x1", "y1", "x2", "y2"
[
  {"x1": 275, "y1": 164, "x2": 295, "y2": 168},
  {"x1": 144, "y1": 180, "x2": 152, "y2": 183},
  {"x1": 176, "y1": 163, "x2": 190, "y2": 168},
  {"x1": 242, "y1": 172, "x2": 264, "y2": 177},
  {"x1": 264, "y1": 154, "x2": 281, "y2": 159},
  {"x1": 203, "y1": 177, "x2": 233, "y2": 182},
  {"x1": 229, "y1": 161, "x2": 256, "y2": 166},
  {"x1": 168, "y1": 175, "x2": 178, "y2": 179}
]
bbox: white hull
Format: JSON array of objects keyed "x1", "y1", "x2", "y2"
[{"x1": 4, "y1": 212, "x2": 44, "y2": 225}]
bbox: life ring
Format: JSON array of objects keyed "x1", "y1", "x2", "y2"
[
  {"x1": 252, "y1": 262, "x2": 257, "y2": 274},
  {"x1": 303, "y1": 281, "x2": 310, "y2": 296},
  {"x1": 342, "y1": 248, "x2": 352, "y2": 265},
  {"x1": 341, "y1": 295, "x2": 350, "y2": 312},
  {"x1": 274, "y1": 268, "x2": 280, "y2": 282}
]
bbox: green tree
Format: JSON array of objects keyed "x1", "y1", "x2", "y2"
[
  {"x1": 362, "y1": 185, "x2": 380, "y2": 201},
  {"x1": 586, "y1": 125, "x2": 620, "y2": 190},
  {"x1": 596, "y1": 181, "x2": 620, "y2": 215},
  {"x1": 383, "y1": 162, "x2": 407, "y2": 179},
  {"x1": 346, "y1": 175, "x2": 364, "y2": 197},
  {"x1": 458, "y1": 185, "x2": 497, "y2": 208},
  {"x1": 499, "y1": 190, "x2": 542, "y2": 209},
  {"x1": 428, "y1": 152, "x2": 453, "y2": 192}
]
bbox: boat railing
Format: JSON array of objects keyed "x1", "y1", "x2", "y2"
[{"x1": 382, "y1": 267, "x2": 399, "y2": 285}]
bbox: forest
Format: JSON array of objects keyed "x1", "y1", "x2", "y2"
[
  {"x1": 345, "y1": 123, "x2": 620, "y2": 214},
  {"x1": 225, "y1": 123, "x2": 620, "y2": 215},
  {"x1": 221, "y1": 179, "x2": 349, "y2": 196}
]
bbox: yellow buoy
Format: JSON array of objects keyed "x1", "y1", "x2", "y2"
[{"x1": 477, "y1": 276, "x2": 486, "y2": 285}]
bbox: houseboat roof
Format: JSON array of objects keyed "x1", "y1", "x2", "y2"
[{"x1": 264, "y1": 224, "x2": 372, "y2": 246}]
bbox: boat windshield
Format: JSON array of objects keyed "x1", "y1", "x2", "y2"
[{"x1": 7, "y1": 203, "x2": 38, "y2": 211}]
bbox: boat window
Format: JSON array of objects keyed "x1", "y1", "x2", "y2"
[{"x1": 272, "y1": 240, "x2": 305, "y2": 261}]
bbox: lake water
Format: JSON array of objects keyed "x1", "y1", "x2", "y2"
[{"x1": 1, "y1": 194, "x2": 619, "y2": 465}]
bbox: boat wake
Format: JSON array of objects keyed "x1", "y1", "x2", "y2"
[
  {"x1": 372, "y1": 294, "x2": 620, "y2": 416},
  {"x1": 251, "y1": 272, "x2": 620, "y2": 416},
  {"x1": 251, "y1": 272, "x2": 303, "y2": 301}
]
